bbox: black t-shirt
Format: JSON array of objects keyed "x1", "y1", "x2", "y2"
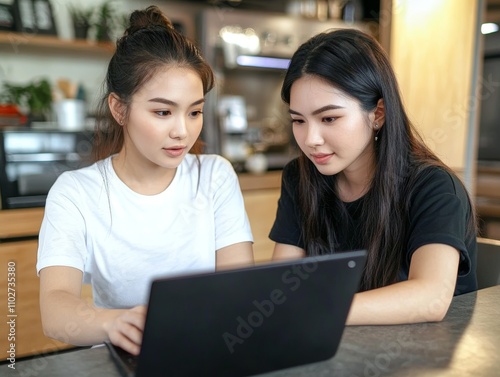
[{"x1": 269, "y1": 159, "x2": 477, "y2": 295}]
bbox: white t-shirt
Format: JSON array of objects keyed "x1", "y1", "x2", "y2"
[{"x1": 37, "y1": 154, "x2": 253, "y2": 308}]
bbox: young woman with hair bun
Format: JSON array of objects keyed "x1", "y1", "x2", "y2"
[{"x1": 38, "y1": 6, "x2": 254, "y2": 355}]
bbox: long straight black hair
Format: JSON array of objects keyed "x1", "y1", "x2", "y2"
[{"x1": 281, "y1": 29, "x2": 477, "y2": 291}]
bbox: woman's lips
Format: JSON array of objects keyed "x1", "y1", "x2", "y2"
[
  {"x1": 311, "y1": 153, "x2": 333, "y2": 165},
  {"x1": 163, "y1": 146, "x2": 186, "y2": 157}
]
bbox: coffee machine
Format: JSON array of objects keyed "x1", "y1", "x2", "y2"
[{"x1": 197, "y1": 7, "x2": 365, "y2": 171}]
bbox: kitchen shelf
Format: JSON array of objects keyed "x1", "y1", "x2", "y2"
[{"x1": 0, "y1": 31, "x2": 114, "y2": 55}]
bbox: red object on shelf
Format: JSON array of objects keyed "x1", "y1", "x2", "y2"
[{"x1": 0, "y1": 104, "x2": 28, "y2": 127}]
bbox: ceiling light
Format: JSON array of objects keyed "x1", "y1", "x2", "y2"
[{"x1": 481, "y1": 23, "x2": 499, "y2": 35}]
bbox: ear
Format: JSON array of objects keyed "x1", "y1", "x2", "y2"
[
  {"x1": 371, "y1": 98, "x2": 385, "y2": 129},
  {"x1": 108, "y1": 93, "x2": 125, "y2": 126}
]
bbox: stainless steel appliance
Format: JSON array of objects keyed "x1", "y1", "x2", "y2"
[
  {"x1": 197, "y1": 8, "x2": 366, "y2": 170},
  {"x1": 0, "y1": 128, "x2": 93, "y2": 209}
]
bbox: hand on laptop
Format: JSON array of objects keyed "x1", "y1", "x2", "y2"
[{"x1": 107, "y1": 305, "x2": 147, "y2": 356}]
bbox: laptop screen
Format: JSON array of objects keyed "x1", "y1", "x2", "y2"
[{"x1": 108, "y1": 250, "x2": 367, "y2": 377}]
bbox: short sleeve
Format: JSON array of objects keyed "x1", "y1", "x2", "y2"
[
  {"x1": 269, "y1": 159, "x2": 304, "y2": 248},
  {"x1": 406, "y1": 168, "x2": 475, "y2": 281},
  {"x1": 210, "y1": 156, "x2": 254, "y2": 250},
  {"x1": 36, "y1": 172, "x2": 88, "y2": 275}
]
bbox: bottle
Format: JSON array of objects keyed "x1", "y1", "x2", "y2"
[{"x1": 342, "y1": 0, "x2": 363, "y2": 23}]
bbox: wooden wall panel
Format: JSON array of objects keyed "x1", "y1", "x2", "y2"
[{"x1": 390, "y1": 0, "x2": 479, "y2": 173}]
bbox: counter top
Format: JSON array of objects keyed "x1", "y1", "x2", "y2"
[
  {"x1": 3, "y1": 285, "x2": 499, "y2": 376},
  {"x1": 0, "y1": 171, "x2": 282, "y2": 237},
  {"x1": 0, "y1": 207, "x2": 44, "y2": 239},
  {"x1": 238, "y1": 170, "x2": 282, "y2": 191}
]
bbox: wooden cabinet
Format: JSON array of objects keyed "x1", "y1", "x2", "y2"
[
  {"x1": 476, "y1": 164, "x2": 500, "y2": 240},
  {"x1": 0, "y1": 208, "x2": 91, "y2": 358},
  {"x1": 243, "y1": 188, "x2": 280, "y2": 263},
  {"x1": 0, "y1": 240, "x2": 76, "y2": 358},
  {"x1": 239, "y1": 171, "x2": 282, "y2": 263},
  {"x1": 0, "y1": 208, "x2": 44, "y2": 239}
]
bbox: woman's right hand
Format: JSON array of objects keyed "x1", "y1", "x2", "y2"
[
  {"x1": 40, "y1": 267, "x2": 148, "y2": 353},
  {"x1": 106, "y1": 305, "x2": 147, "y2": 355}
]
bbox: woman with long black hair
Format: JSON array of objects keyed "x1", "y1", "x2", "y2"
[{"x1": 270, "y1": 28, "x2": 477, "y2": 325}]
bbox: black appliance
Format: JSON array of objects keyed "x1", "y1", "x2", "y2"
[{"x1": 0, "y1": 128, "x2": 93, "y2": 209}]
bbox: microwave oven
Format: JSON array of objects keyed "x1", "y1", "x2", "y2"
[{"x1": 0, "y1": 129, "x2": 93, "y2": 209}]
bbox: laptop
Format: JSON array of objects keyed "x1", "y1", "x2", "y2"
[{"x1": 105, "y1": 250, "x2": 367, "y2": 377}]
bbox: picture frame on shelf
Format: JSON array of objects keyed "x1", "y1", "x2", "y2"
[
  {"x1": 12, "y1": 0, "x2": 37, "y2": 34},
  {"x1": 32, "y1": 0, "x2": 57, "y2": 36},
  {"x1": 12, "y1": 0, "x2": 57, "y2": 36},
  {"x1": 0, "y1": 4, "x2": 15, "y2": 31}
]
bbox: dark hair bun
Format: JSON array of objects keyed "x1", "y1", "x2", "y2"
[{"x1": 126, "y1": 5, "x2": 173, "y2": 35}]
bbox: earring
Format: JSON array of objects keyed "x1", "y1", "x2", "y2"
[{"x1": 374, "y1": 123, "x2": 379, "y2": 141}]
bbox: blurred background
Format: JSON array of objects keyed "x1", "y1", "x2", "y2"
[
  {"x1": 1, "y1": 0, "x2": 500, "y2": 361},
  {"x1": 0, "y1": 0, "x2": 499, "y2": 238}
]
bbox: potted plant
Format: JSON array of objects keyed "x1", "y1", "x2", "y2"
[
  {"x1": 94, "y1": 1, "x2": 116, "y2": 42},
  {"x1": 67, "y1": 5, "x2": 94, "y2": 40},
  {"x1": 0, "y1": 79, "x2": 53, "y2": 124}
]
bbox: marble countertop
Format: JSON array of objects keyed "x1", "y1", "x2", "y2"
[{"x1": 3, "y1": 285, "x2": 499, "y2": 377}]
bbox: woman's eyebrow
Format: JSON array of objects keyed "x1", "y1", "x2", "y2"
[
  {"x1": 311, "y1": 104, "x2": 344, "y2": 115},
  {"x1": 147, "y1": 98, "x2": 205, "y2": 106},
  {"x1": 289, "y1": 104, "x2": 345, "y2": 116}
]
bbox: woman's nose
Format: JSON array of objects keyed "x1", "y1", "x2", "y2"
[
  {"x1": 170, "y1": 117, "x2": 188, "y2": 139},
  {"x1": 304, "y1": 124, "x2": 324, "y2": 147}
]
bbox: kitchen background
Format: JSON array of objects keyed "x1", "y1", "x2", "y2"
[
  {"x1": 0, "y1": 0, "x2": 382, "y2": 208},
  {"x1": 0, "y1": 0, "x2": 500, "y2": 237},
  {"x1": 0, "y1": 0, "x2": 380, "y2": 99},
  {"x1": 0, "y1": 1, "x2": 387, "y2": 358},
  {"x1": 1, "y1": 0, "x2": 500, "y2": 360},
  {"x1": 0, "y1": 0, "x2": 380, "y2": 162}
]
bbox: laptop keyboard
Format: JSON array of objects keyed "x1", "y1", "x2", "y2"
[{"x1": 105, "y1": 341, "x2": 139, "y2": 377}]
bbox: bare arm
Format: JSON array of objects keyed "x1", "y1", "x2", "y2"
[
  {"x1": 272, "y1": 242, "x2": 305, "y2": 260},
  {"x1": 272, "y1": 242, "x2": 460, "y2": 325},
  {"x1": 216, "y1": 241, "x2": 254, "y2": 270},
  {"x1": 39, "y1": 266, "x2": 146, "y2": 355},
  {"x1": 346, "y1": 244, "x2": 460, "y2": 325}
]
